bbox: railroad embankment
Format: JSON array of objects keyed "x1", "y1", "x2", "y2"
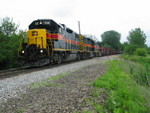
[
  {"x1": 1, "y1": 55, "x2": 148, "y2": 113},
  {"x1": 0, "y1": 56, "x2": 114, "y2": 113}
]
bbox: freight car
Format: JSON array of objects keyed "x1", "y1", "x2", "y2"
[{"x1": 19, "y1": 19, "x2": 102, "y2": 66}]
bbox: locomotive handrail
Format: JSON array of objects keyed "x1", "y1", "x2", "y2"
[{"x1": 34, "y1": 37, "x2": 44, "y2": 49}]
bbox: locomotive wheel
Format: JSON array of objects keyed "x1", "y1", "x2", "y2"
[
  {"x1": 61, "y1": 53, "x2": 66, "y2": 62},
  {"x1": 54, "y1": 54, "x2": 62, "y2": 64},
  {"x1": 76, "y1": 53, "x2": 81, "y2": 61},
  {"x1": 57, "y1": 55, "x2": 62, "y2": 64}
]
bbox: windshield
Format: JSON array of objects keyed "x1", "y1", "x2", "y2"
[{"x1": 29, "y1": 20, "x2": 61, "y2": 33}]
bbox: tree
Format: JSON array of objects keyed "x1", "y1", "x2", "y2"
[
  {"x1": 120, "y1": 42, "x2": 128, "y2": 51},
  {"x1": 127, "y1": 28, "x2": 146, "y2": 48},
  {"x1": 0, "y1": 17, "x2": 21, "y2": 69},
  {"x1": 101, "y1": 30, "x2": 121, "y2": 50},
  {"x1": 0, "y1": 17, "x2": 18, "y2": 36}
]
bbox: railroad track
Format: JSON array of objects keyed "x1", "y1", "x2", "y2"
[
  {"x1": 0, "y1": 66, "x2": 31, "y2": 78},
  {"x1": 0, "y1": 59, "x2": 81, "y2": 78},
  {"x1": 0, "y1": 62, "x2": 73, "y2": 78},
  {"x1": 0, "y1": 56, "x2": 110, "y2": 79}
]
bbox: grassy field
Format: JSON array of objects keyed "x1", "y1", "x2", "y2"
[{"x1": 91, "y1": 56, "x2": 150, "y2": 113}]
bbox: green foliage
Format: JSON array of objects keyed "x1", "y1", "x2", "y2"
[
  {"x1": 124, "y1": 44, "x2": 139, "y2": 55},
  {"x1": 101, "y1": 30, "x2": 121, "y2": 50},
  {"x1": 146, "y1": 47, "x2": 150, "y2": 54},
  {"x1": 0, "y1": 17, "x2": 23, "y2": 69},
  {"x1": 127, "y1": 28, "x2": 146, "y2": 47},
  {"x1": 0, "y1": 17, "x2": 18, "y2": 36},
  {"x1": 121, "y1": 42, "x2": 128, "y2": 51},
  {"x1": 92, "y1": 60, "x2": 148, "y2": 113},
  {"x1": 103, "y1": 43, "x2": 111, "y2": 48},
  {"x1": 121, "y1": 54, "x2": 150, "y2": 64},
  {"x1": 121, "y1": 55, "x2": 150, "y2": 86},
  {"x1": 134, "y1": 48, "x2": 147, "y2": 56},
  {"x1": 124, "y1": 44, "x2": 148, "y2": 56},
  {"x1": 124, "y1": 28, "x2": 148, "y2": 55},
  {"x1": 121, "y1": 55, "x2": 150, "y2": 110},
  {"x1": 94, "y1": 104, "x2": 103, "y2": 113}
]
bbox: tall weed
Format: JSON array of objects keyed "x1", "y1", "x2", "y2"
[{"x1": 121, "y1": 55, "x2": 150, "y2": 86}]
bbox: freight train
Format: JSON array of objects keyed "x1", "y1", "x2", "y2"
[{"x1": 19, "y1": 19, "x2": 118, "y2": 67}]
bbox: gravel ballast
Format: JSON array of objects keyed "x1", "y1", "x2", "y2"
[{"x1": 0, "y1": 56, "x2": 115, "y2": 113}]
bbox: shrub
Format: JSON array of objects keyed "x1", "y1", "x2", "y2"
[
  {"x1": 134, "y1": 48, "x2": 147, "y2": 57},
  {"x1": 147, "y1": 47, "x2": 150, "y2": 54},
  {"x1": 124, "y1": 44, "x2": 139, "y2": 55}
]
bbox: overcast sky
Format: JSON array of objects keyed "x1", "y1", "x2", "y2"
[{"x1": 0, "y1": 0, "x2": 150, "y2": 46}]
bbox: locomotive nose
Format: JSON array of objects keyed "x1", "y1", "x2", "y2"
[
  {"x1": 27, "y1": 29, "x2": 47, "y2": 49},
  {"x1": 26, "y1": 44, "x2": 39, "y2": 61}
]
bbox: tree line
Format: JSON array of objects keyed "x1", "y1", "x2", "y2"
[
  {"x1": 102, "y1": 28, "x2": 150, "y2": 55},
  {"x1": 0, "y1": 17, "x2": 149, "y2": 70}
]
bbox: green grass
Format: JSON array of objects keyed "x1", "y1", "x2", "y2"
[
  {"x1": 29, "y1": 73, "x2": 69, "y2": 89},
  {"x1": 17, "y1": 108, "x2": 24, "y2": 113},
  {"x1": 29, "y1": 81, "x2": 59, "y2": 88},
  {"x1": 92, "y1": 60, "x2": 148, "y2": 113},
  {"x1": 29, "y1": 67, "x2": 87, "y2": 89},
  {"x1": 120, "y1": 54, "x2": 150, "y2": 64}
]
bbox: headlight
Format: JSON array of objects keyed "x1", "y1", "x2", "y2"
[
  {"x1": 21, "y1": 50, "x2": 25, "y2": 54},
  {"x1": 40, "y1": 50, "x2": 43, "y2": 53},
  {"x1": 40, "y1": 21, "x2": 42, "y2": 24}
]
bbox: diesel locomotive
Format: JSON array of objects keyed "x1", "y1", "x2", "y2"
[{"x1": 19, "y1": 19, "x2": 114, "y2": 67}]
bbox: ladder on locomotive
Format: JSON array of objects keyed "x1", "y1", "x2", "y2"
[
  {"x1": 47, "y1": 38, "x2": 54, "y2": 58},
  {"x1": 79, "y1": 35, "x2": 85, "y2": 51}
]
